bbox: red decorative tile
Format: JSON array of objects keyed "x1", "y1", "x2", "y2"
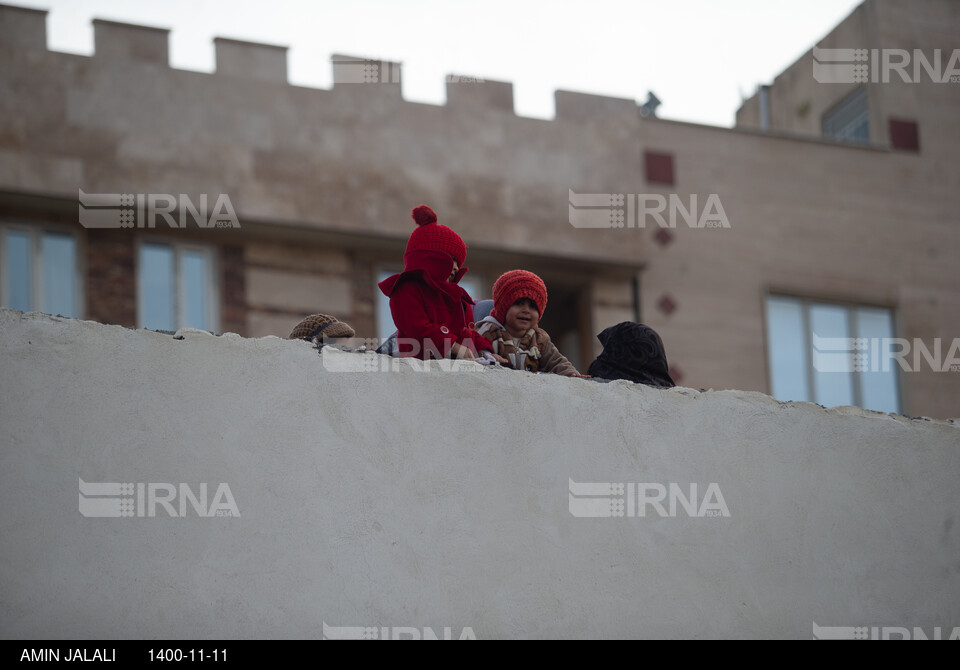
[
  {"x1": 654, "y1": 228, "x2": 674, "y2": 247},
  {"x1": 644, "y1": 151, "x2": 675, "y2": 185},
  {"x1": 657, "y1": 294, "x2": 677, "y2": 316},
  {"x1": 889, "y1": 118, "x2": 920, "y2": 152}
]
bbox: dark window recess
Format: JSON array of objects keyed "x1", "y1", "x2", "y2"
[
  {"x1": 822, "y1": 87, "x2": 869, "y2": 143},
  {"x1": 644, "y1": 151, "x2": 675, "y2": 185},
  {"x1": 889, "y1": 118, "x2": 920, "y2": 152}
]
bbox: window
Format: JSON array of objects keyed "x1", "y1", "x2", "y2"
[
  {"x1": 765, "y1": 295, "x2": 900, "y2": 414},
  {"x1": 823, "y1": 87, "x2": 869, "y2": 143},
  {"x1": 138, "y1": 242, "x2": 217, "y2": 332},
  {"x1": 1, "y1": 225, "x2": 81, "y2": 318},
  {"x1": 376, "y1": 268, "x2": 484, "y2": 342}
]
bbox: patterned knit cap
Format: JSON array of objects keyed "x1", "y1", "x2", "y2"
[
  {"x1": 491, "y1": 270, "x2": 548, "y2": 322},
  {"x1": 404, "y1": 205, "x2": 467, "y2": 267},
  {"x1": 288, "y1": 314, "x2": 356, "y2": 340}
]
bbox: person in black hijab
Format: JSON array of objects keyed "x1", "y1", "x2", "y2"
[{"x1": 587, "y1": 322, "x2": 675, "y2": 388}]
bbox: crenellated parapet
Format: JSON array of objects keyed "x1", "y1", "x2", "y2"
[
  {"x1": 555, "y1": 89, "x2": 639, "y2": 124},
  {"x1": 215, "y1": 37, "x2": 288, "y2": 83},
  {"x1": 92, "y1": 18, "x2": 170, "y2": 65},
  {"x1": 446, "y1": 77, "x2": 514, "y2": 113},
  {"x1": 0, "y1": 3, "x2": 644, "y2": 123},
  {"x1": 0, "y1": 3, "x2": 45, "y2": 51}
]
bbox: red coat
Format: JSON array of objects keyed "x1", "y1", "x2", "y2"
[{"x1": 378, "y1": 249, "x2": 492, "y2": 359}]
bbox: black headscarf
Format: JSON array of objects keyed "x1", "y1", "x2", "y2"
[{"x1": 587, "y1": 322, "x2": 675, "y2": 388}]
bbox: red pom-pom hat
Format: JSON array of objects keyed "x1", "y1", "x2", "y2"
[
  {"x1": 404, "y1": 205, "x2": 467, "y2": 267},
  {"x1": 491, "y1": 270, "x2": 548, "y2": 322}
]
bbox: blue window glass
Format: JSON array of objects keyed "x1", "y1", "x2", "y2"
[
  {"x1": 855, "y1": 307, "x2": 899, "y2": 414},
  {"x1": 765, "y1": 295, "x2": 899, "y2": 414},
  {"x1": 181, "y1": 250, "x2": 208, "y2": 330},
  {"x1": 139, "y1": 243, "x2": 175, "y2": 331},
  {"x1": 765, "y1": 296, "x2": 810, "y2": 402},
  {"x1": 823, "y1": 88, "x2": 869, "y2": 143},
  {"x1": 809, "y1": 304, "x2": 855, "y2": 407},
  {"x1": 42, "y1": 233, "x2": 77, "y2": 318},
  {"x1": 5, "y1": 231, "x2": 32, "y2": 312},
  {"x1": 139, "y1": 244, "x2": 214, "y2": 332}
]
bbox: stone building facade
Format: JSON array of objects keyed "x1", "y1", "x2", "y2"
[{"x1": 1, "y1": 0, "x2": 957, "y2": 418}]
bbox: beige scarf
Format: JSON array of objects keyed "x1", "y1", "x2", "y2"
[{"x1": 478, "y1": 319, "x2": 542, "y2": 372}]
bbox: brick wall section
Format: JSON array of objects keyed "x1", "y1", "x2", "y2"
[
  {"x1": 349, "y1": 254, "x2": 376, "y2": 339},
  {"x1": 85, "y1": 230, "x2": 135, "y2": 327},
  {"x1": 220, "y1": 244, "x2": 246, "y2": 335}
]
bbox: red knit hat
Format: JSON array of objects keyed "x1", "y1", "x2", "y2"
[
  {"x1": 404, "y1": 205, "x2": 467, "y2": 267},
  {"x1": 492, "y1": 270, "x2": 548, "y2": 322}
]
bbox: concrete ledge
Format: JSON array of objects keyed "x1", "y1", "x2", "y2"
[{"x1": 1, "y1": 310, "x2": 958, "y2": 639}]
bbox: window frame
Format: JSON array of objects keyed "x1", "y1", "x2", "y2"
[
  {"x1": 822, "y1": 87, "x2": 870, "y2": 144},
  {"x1": 136, "y1": 238, "x2": 220, "y2": 333},
  {"x1": 0, "y1": 222, "x2": 85, "y2": 319},
  {"x1": 763, "y1": 293, "x2": 902, "y2": 413}
]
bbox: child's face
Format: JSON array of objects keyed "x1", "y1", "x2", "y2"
[
  {"x1": 448, "y1": 260, "x2": 460, "y2": 282},
  {"x1": 504, "y1": 298, "x2": 540, "y2": 337}
]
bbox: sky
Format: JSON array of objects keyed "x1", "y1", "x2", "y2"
[{"x1": 6, "y1": 0, "x2": 864, "y2": 127}]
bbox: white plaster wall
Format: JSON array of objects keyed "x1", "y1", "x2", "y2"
[{"x1": 1, "y1": 309, "x2": 958, "y2": 639}]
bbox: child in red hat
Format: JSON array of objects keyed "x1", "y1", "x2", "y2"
[
  {"x1": 476, "y1": 270, "x2": 586, "y2": 377},
  {"x1": 378, "y1": 205, "x2": 492, "y2": 360}
]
